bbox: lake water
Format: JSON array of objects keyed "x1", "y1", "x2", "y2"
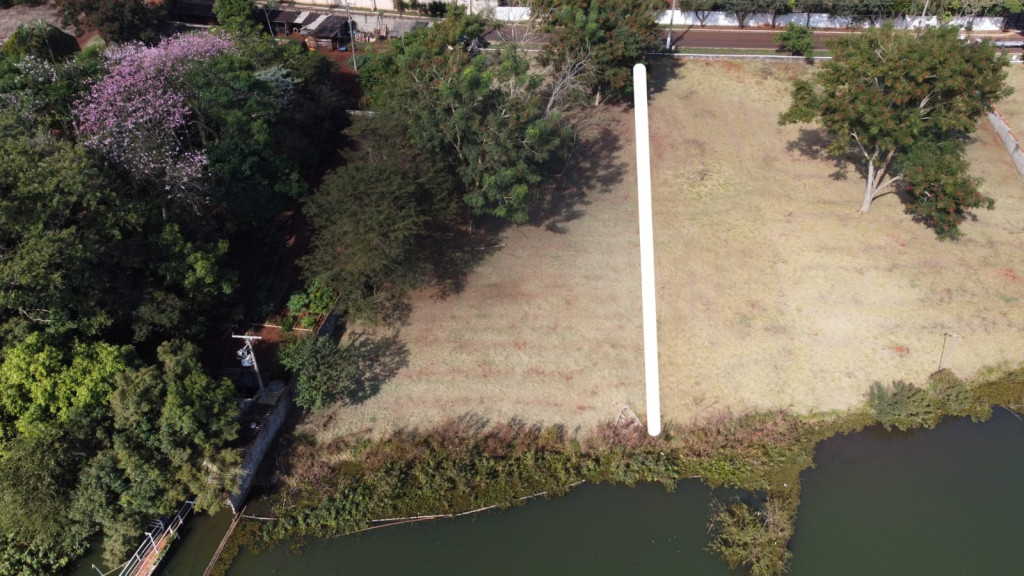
[{"x1": 126, "y1": 410, "x2": 1024, "y2": 575}]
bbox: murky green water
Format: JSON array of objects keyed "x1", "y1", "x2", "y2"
[
  {"x1": 789, "y1": 411, "x2": 1024, "y2": 576},
  {"x1": 94, "y1": 411, "x2": 1023, "y2": 576}
]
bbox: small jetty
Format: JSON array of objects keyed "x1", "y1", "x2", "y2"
[{"x1": 109, "y1": 500, "x2": 194, "y2": 576}]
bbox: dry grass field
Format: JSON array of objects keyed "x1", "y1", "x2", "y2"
[
  {"x1": 652, "y1": 59, "x2": 1024, "y2": 420},
  {"x1": 304, "y1": 59, "x2": 1024, "y2": 443},
  {"x1": 995, "y1": 63, "x2": 1024, "y2": 137},
  {"x1": 303, "y1": 113, "x2": 647, "y2": 442}
]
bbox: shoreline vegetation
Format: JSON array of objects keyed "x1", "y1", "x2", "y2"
[{"x1": 210, "y1": 365, "x2": 1024, "y2": 576}]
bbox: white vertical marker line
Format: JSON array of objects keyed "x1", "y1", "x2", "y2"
[{"x1": 633, "y1": 63, "x2": 661, "y2": 437}]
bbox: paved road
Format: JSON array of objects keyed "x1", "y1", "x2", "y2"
[
  {"x1": 664, "y1": 26, "x2": 1023, "y2": 51},
  {"x1": 666, "y1": 27, "x2": 845, "y2": 50}
]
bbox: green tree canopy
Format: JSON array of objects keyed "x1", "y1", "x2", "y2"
[
  {"x1": 56, "y1": 0, "x2": 165, "y2": 42},
  {"x1": 0, "y1": 332, "x2": 135, "y2": 440},
  {"x1": 72, "y1": 340, "x2": 239, "y2": 564},
  {"x1": 0, "y1": 107, "x2": 139, "y2": 340},
  {"x1": 900, "y1": 138, "x2": 993, "y2": 239},
  {"x1": 534, "y1": 0, "x2": 661, "y2": 102},
  {"x1": 362, "y1": 13, "x2": 573, "y2": 223},
  {"x1": 779, "y1": 25, "x2": 1010, "y2": 229},
  {"x1": 213, "y1": 0, "x2": 258, "y2": 31},
  {"x1": 0, "y1": 423, "x2": 93, "y2": 574},
  {"x1": 279, "y1": 335, "x2": 362, "y2": 412}
]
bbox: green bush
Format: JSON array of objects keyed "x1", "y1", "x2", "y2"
[
  {"x1": 774, "y1": 23, "x2": 814, "y2": 60},
  {"x1": 972, "y1": 367, "x2": 1024, "y2": 408},
  {"x1": 707, "y1": 498, "x2": 794, "y2": 576},
  {"x1": 1, "y1": 20, "x2": 79, "y2": 61},
  {"x1": 868, "y1": 380, "x2": 940, "y2": 431},
  {"x1": 278, "y1": 314, "x2": 296, "y2": 333},
  {"x1": 285, "y1": 291, "x2": 309, "y2": 314},
  {"x1": 278, "y1": 335, "x2": 360, "y2": 411},
  {"x1": 927, "y1": 369, "x2": 990, "y2": 421}
]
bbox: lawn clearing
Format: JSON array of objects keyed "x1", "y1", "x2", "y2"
[
  {"x1": 995, "y1": 63, "x2": 1024, "y2": 137},
  {"x1": 303, "y1": 59, "x2": 1024, "y2": 443},
  {"x1": 651, "y1": 59, "x2": 1024, "y2": 420},
  {"x1": 302, "y1": 114, "x2": 646, "y2": 443}
]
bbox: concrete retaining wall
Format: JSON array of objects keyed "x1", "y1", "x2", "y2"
[
  {"x1": 227, "y1": 314, "x2": 340, "y2": 513},
  {"x1": 228, "y1": 390, "x2": 292, "y2": 514},
  {"x1": 987, "y1": 107, "x2": 1024, "y2": 183}
]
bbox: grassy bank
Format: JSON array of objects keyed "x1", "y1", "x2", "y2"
[{"x1": 209, "y1": 366, "x2": 1024, "y2": 576}]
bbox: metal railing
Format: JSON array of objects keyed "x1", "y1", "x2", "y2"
[{"x1": 116, "y1": 500, "x2": 195, "y2": 576}]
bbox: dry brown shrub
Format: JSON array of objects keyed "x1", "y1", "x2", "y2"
[
  {"x1": 274, "y1": 435, "x2": 334, "y2": 491},
  {"x1": 586, "y1": 419, "x2": 665, "y2": 452},
  {"x1": 357, "y1": 432, "x2": 422, "y2": 472},
  {"x1": 675, "y1": 411, "x2": 805, "y2": 458},
  {"x1": 478, "y1": 418, "x2": 543, "y2": 457},
  {"x1": 422, "y1": 414, "x2": 489, "y2": 453}
]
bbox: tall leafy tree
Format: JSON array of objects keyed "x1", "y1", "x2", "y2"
[
  {"x1": 56, "y1": 0, "x2": 165, "y2": 43},
  {"x1": 0, "y1": 423, "x2": 93, "y2": 574},
  {"x1": 534, "y1": 0, "x2": 661, "y2": 102},
  {"x1": 0, "y1": 332, "x2": 135, "y2": 440},
  {"x1": 779, "y1": 25, "x2": 1010, "y2": 216},
  {"x1": 74, "y1": 32, "x2": 237, "y2": 211},
  {"x1": 364, "y1": 13, "x2": 573, "y2": 223},
  {"x1": 72, "y1": 340, "x2": 239, "y2": 564},
  {"x1": 0, "y1": 102, "x2": 140, "y2": 340},
  {"x1": 900, "y1": 139, "x2": 993, "y2": 239}
]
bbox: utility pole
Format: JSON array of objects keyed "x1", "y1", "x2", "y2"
[
  {"x1": 233, "y1": 334, "x2": 269, "y2": 402},
  {"x1": 666, "y1": 0, "x2": 677, "y2": 50},
  {"x1": 344, "y1": 0, "x2": 358, "y2": 72}
]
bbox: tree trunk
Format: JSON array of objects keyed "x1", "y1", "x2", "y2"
[
  {"x1": 861, "y1": 157, "x2": 875, "y2": 213},
  {"x1": 861, "y1": 180, "x2": 875, "y2": 213}
]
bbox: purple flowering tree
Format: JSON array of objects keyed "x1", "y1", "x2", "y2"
[{"x1": 75, "y1": 32, "x2": 235, "y2": 213}]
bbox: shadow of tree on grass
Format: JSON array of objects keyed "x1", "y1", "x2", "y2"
[
  {"x1": 531, "y1": 124, "x2": 628, "y2": 234},
  {"x1": 421, "y1": 217, "x2": 507, "y2": 299},
  {"x1": 345, "y1": 332, "x2": 410, "y2": 405},
  {"x1": 786, "y1": 126, "x2": 858, "y2": 181}
]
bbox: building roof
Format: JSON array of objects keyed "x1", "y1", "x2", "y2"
[
  {"x1": 387, "y1": 19, "x2": 426, "y2": 38},
  {"x1": 266, "y1": 10, "x2": 303, "y2": 24},
  {"x1": 169, "y1": 0, "x2": 214, "y2": 19},
  {"x1": 301, "y1": 14, "x2": 348, "y2": 39}
]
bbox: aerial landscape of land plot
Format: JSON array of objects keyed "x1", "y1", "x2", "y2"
[
  {"x1": 651, "y1": 59, "x2": 1024, "y2": 420},
  {"x1": 303, "y1": 58, "x2": 1024, "y2": 444}
]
